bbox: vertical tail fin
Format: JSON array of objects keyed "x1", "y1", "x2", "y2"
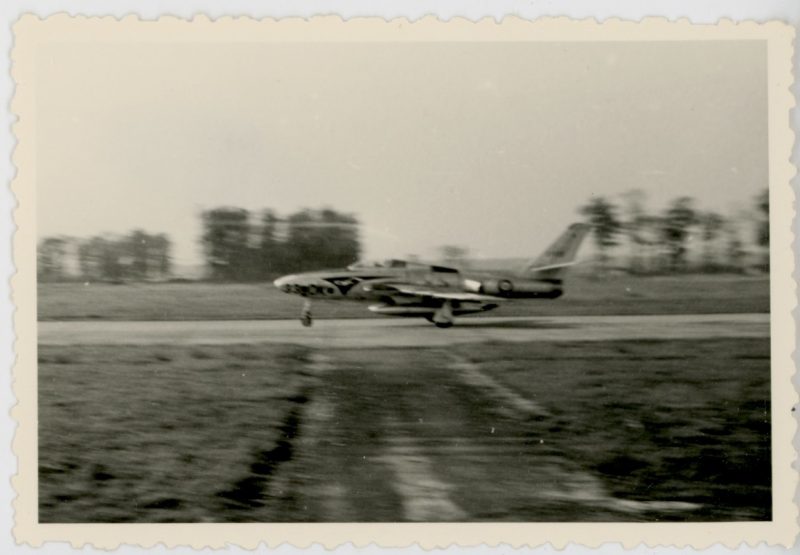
[{"x1": 520, "y1": 223, "x2": 590, "y2": 279}]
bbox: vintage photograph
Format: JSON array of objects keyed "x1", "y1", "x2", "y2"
[{"x1": 11, "y1": 16, "x2": 796, "y2": 549}]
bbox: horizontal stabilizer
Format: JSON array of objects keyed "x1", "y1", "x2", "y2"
[{"x1": 523, "y1": 261, "x2": 577, "y2": 274}]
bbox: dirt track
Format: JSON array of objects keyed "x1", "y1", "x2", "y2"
[{"x1": 270, "y1": 350, "x2": 695, "y2": 522}]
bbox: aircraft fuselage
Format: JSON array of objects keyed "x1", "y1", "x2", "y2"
[
  {"x1": 273, "y1": 223, "x2": 589, "y2": 326},
  {"x1": 273, "y1": 266, "x2": 563, "y2": 303}
]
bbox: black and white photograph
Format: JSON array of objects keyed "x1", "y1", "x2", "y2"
[{"x1": 10, "y1": 14, "x2": 796, "y2": 549}]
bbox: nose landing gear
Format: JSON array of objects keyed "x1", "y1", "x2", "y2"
[{"x1": 301, "y1": 298, "x2": 313, "y2": 327}]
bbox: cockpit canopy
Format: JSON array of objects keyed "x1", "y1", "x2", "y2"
[
  {"x1": 347, "y1": 258, "x2": 460, "y2": 273},
  {"x1": 346, "y1": 258, "x2": 413, "y2": 270}
]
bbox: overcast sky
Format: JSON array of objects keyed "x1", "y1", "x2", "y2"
[{"x1": 36, "y1": 40, "x2": 767, "y2": 265}]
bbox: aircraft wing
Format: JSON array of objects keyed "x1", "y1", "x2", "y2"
[{"x1": 392, "y1": 286, "x2": 506, "y2": 303}]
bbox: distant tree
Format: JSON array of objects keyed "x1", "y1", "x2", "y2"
[
  {"x1": 77, "y1": 240, "x2": 94, "y2": 279},
  {"x1": 37, "y1": 237, "x2": 69, "y2": 281},
  {"x1": 724, "y1": 222, "x2": 746, "y2": 273},
  {"x1": 660, "y1": 196, "x2": 697, "y2": 272},
  {"x1": 92, "y1": 236, "x2": 124, "y2": 282},
  {"x1": 756, "y1": 189, "x2": 769, "y2": 248},
  {"x1": 698, "y1": 211, "x2": 725, "y2": 271},
  {"x1": 285, "y1": 209, "x2": 319, "y2": 272},
  {"x1": 76, "y1": 236, "x2": 101, "y2": 280},
  {"x1": 580, "y1": 196, "x2": 622, "y2": 271},
  {"x1": 201, "y1": 208, "x2": 254, "y2": 280},
  {"x1": 127, "y1": 229, "x2": 150, "y2": 279},
  {"x1": 258, "y1": 209, "x2": 284, "y2": 277},
  {"x1": 636, "y1": 214, "x2": 664, "y2": 274},
  {"x1": 318, "y1": 208, "x2": 360, "y2": 269},
  {"x1": 148, "y1": 233, "x2": 172, "y2": 278},
  {"x1": 196, "y1": 205, "x2": 363, "y2": 280},
  {"x1": 284, "y1": 208, "x2": 360, "y2": 272},
  {"x1": 67, "y1": 231, "x2": 172, "y2": 282},
  {"x1": 78, "y1": 237, "x2": 116, "y2": 280},
  {"x1": 755, "y1": 189, "x2": 769, "y2": 271},
  {"x1": 621, "y1": 189, "x2": 648, "y2": 274}
]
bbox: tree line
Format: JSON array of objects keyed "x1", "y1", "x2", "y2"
[
  {"x1": 37, "y1": 191, "x2": 769, "y2": 283},
  {"x1": 580, "y1": 189, "x2": 769, "y2": 274},
  {"x1": 37, "y1": 230, "x2": 171, "y2": 282},
  {"x1": 201, "y1": 207, "x2": 361, "y2": 281}
]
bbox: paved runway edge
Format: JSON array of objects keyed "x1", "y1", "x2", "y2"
[{"x1": 38, "y1": 313, "x2": 770, "y2": 347}]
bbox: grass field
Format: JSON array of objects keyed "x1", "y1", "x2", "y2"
[
  {"x1": 464, "y1": 339, "x2": 771, "y2": 518},
  {"x1": 38, "y1": 274, "x2": 769, "y2": 321},
  {"x1": 38, "y1": 343, "x2": 313, "y2": 522},
  {"x1": 39, "y1": 338, "x2": 770, "y2": 522}
]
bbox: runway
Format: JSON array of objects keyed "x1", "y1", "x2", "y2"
[{"x1": 38, "y1": 313, "x2": 769, "y2": 347}]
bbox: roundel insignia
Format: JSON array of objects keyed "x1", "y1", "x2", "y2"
[{"x1": 498, "y1": 279, "x2": 513, "y2": 293}]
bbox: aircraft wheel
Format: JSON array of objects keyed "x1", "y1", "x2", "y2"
[{"x1": 431, "y1": 300, "x2": 455, "y2": 328}]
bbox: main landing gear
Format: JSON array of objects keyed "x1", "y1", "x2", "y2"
[
  {"x1": 427, "y1": 301, "x2": 455, "y2": 328},
  {"x1": 300, "y1": 298, "x2": 313, "y2": 327}
]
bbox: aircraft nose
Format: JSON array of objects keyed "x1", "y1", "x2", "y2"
[{"x1": 273, "y1": 274, "x2": 295, "y2": 292}]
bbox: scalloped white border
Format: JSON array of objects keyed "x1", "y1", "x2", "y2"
[{"x1": 9, "y1": 14, "x2": 797, "y2": 550}]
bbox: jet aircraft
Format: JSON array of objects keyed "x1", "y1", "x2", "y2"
[{"x1": 274, "y1": 223, "x2": 590, "y2": 328}]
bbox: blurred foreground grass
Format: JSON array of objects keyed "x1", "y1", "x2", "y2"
[
  {"x1": 39, "y1": 338, "x2": 770, "y2": 522},
  {"x1": 460, "y1": 338, "x2": 771, "y2": 519},
  {"x1": 39, "y1": 344, "x2": 313, "y2": 522},
  {"x1": 38, "y1": 274, "x2": 769, "y2": 321}
]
